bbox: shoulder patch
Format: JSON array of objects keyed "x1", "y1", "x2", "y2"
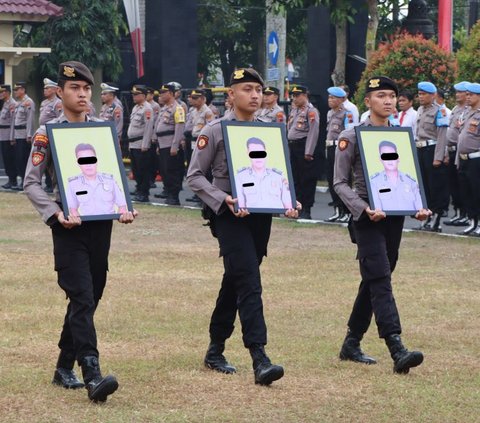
[
  {"x1": 338, "y1": 138, "x2": 349, "y2": 151},
  {"x1": 114, "y1": 108, "x2": 121, "y2": 119},
  {"x1": 24, "y1": 101, "x2": 31, "y2": 108},
  {"x1": 32, "y1": 151, "x2": 45, "y2": 166},
  {"x1": 33, "y1": 133, "x2": 49, "y2": 149},
  {"x1": 174, "y1": 106, "x2": 186, "y2": 124},
  {"x1": 308, "y1": 111, "x2": 316, "y2": 122},
  {"x1": 197, "y1": 134, "x2": 209, "y2": 150},
  {"x1": 145, "y1": 110, "x2": 152, "y2": 120},
  {"x1": 276, "y1": 111, "x2": 285, "y2": 123}
]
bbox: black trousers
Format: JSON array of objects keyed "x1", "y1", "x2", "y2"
[
  {"x1": 417, "y1": 145, "x2": 449, "y2": 213},
  {"x1": 347, "y1": 215, "x2": 404, "y2": 339},
  {"x1": 289, "y1": 140, "x2": 317, "y2": 209},
  {"x1": 209, "y1": 211, "x2": 272, "y2": 348},
  {"x1": 1, "y1": 141, "x2": 17, "y2": 182},
  {"x1": 447, "y1": 150, "x2": 463, "y2": 211},
  {"x1": 15, "y1": 138, "x2": 30, "y2": 183},
  {"x1": 326, "y1": 145, "x2": 347, "y2": 209},
  {"x1": 150, "y1": 143, "x2": 159, "y2": 182},
  {"x1": 458, "y1": 157, "x2": 480, "y2": 219},
  {"x1": 51, "y1": 220, "x2": 113, "y2": 365},
  {"x1": 130, "y1": 148, "x2": 151, "y2": 196},
  {"x1": 158, "y1": 147, "x2": 184, "y2": 197}
]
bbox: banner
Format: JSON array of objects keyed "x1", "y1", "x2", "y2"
[{"x1": 123, "y1": 0, "x2": 144, "y2": 78}]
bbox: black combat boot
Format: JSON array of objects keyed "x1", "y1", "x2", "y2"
[
  {"x1": 204, "y1": 342, "x2": 236, "y2": 374},
  {"x1": 81, "y1": 356, "x2": 118, "y2": 402},
  {"x1": 300, "y1": 207, "x2": 311, "y2": 220},
  {"x1": 458, "y1": 217, "x2": 478, "y2": 235},
  {"x1": 339, "y1": 331, "x2": 377, "y2": 365},
  {"x1": 249, "y1": 344, "x2": 284, "y2": 386},
  {"x1": 165, "y1": 195, "x2": 181, "y2": 206},
  {"x1": 444, "y1": 208, "x2": 460, "y2": 226},
  {"x1": 52, "y1": 350, "x2": 84, "y2": 389},
  {"x1": 385, "y1": 334, "x2": 423, "y2": 374},
  {"x1": 423, "y1": 213, "x2": 442, "y2": 232}
]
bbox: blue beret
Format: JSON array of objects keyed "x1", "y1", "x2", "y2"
[
  {"x1": 327, "y1": 86, "x2": 346, "y2": 98},
  {"x1": 418, "y1": 81, "x2": 437, "y2": 94},
  {"x1": 465, "y1": 82, "x2": 480, "y2": 94},
  {"x1": 454, "y1": 81, "x2": 470, "y2": 92}
]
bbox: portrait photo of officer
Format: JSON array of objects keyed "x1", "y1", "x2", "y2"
[
  {"x1": 370, "y1": 140, "x2": 424, "y2": 212},
  {"x1": 66, "y1": 142, "x2": 128, "y2": 217},
  {"x1": 235, "y1": 137, "x2": 293, "y2": 210}
]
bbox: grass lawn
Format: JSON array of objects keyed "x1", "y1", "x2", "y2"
[{"x1": 0, "y1": 192, "x2": 479, "y2": 422}]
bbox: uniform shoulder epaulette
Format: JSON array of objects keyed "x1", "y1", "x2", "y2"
[
  {"x1": 404, "y1": 173, "x2": 417, "y2": 183},
  {"x1": 99, "y1": 172, "x2": 114, "y2": 179},
  {"x1": 271, "y1": 168, "x2": 283, "y2": 175},
  {"x1": 207, "y1": 117, "x2": 223, "y2": 127},
  {"x1": 237, "y1": 167, "x2": 249, "y2": 173},
  {"x1": 370, "y1": 171, "x2": 380, "y2": 179},
  {"x1": 68, "y1": 175, "x2": 79, "y2": 182}
]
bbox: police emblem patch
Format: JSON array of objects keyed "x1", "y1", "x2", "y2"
[
  {"x1": 338, "y1": 139, "x2": 349, "y2": 151},
  {"x1": 233, "y1": 69, "x2": 245, "y2": 80},
  {"x1": 32, "y1": 151, "x2": 45, "y2": 166},
  {"x1": 369, "y1": 78, "x2": 380, "y2": 88},
  {"x1": 63, "y1": 66, "x2": 76, "y2": 78},
  {"x1": 197, "y1": 135, "x2": 209, "y2": 150}
]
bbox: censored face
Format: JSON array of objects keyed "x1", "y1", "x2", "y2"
[
  {"x1": 248, "y1": 142, "x2": 267, "y2": 172},
  {"x1": 76, "y1": 149, "x2": 97, "y2": 178},
  {"x1": 379, "y1": 145, "x2": 399, "y2": 172}
]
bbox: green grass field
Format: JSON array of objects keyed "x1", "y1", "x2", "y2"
[{"x1": 1, "y1": 192, "x2": 479, "y2": 423}]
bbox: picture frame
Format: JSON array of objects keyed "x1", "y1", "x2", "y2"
[
  {"x1": 46, "y1": 121, "x2": 133, "y2": 221},
  {"x1": 221, "y1": 121, "x2": 296, "y2": 214},
  {"x1": 356, "y1": 126, "x2": 427, "y2": 216}
]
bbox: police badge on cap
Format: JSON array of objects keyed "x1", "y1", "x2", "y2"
[
  {"x1": 365, "y1": 76, "x2": 398, "y2": 96},
  {"x1": 58, "y1": 61, "x2": 95, "y2": 85}
]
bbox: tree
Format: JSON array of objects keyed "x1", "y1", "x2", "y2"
[
  {"x1": 25, "y1": 0, "x2": 126, "y2": 82},
  {"x1": 456, "y1": 19, "x2": 480, "y2": 83},
  {"x1": 354, "y1": 32, "x2": 457, "y2": 110}
]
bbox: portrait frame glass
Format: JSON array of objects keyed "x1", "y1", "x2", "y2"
[
  {"x1": 356, "y1": 126, "x2": 427, "y2": 216},
  {"x1": 222, "y1": 121, "x2": 296, "y2": 214},
  {"x1": 46, "y1": 121, "x2": 133, "y2": 221}
]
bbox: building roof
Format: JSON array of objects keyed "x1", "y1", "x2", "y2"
[{"x1": 0, "y1": 0, "x2": 63, "y2": 18}]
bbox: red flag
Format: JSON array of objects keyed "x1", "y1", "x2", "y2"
[
  {"x1": 438, "y1": 0, "x2": 453, "y2": 52},
  {"x1": 123, "y1": 0, "x2": 144, "y2": 78}
]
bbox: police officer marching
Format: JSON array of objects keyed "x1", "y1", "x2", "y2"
[
  {"x1": 155, "y1": 83, "x2": 186, "y2": 205},
  {"x1": 127, "y1": 85, "x2": 154, "y2": 202},
  {"x1": 39, "y1": 78, "x2": 63, "y2": 193},
  {"x1": 334, "y1": 76, "x2": 430, "y2": 374},
  {"x1": 414, "y1": 81, "x2": 449, "y2": 232},
  {"x1": 325, "y1": 86, "x2": 354, "y2": 223},
  {"x1": 456, "y1": 82, "x2": 480, "y2": 237},
  {"x1": 287, "y1": 85, "x2": 320, "y2": 219},
  {"x1": 24, "y1": 60, "x2": 137, "y2": 403},
  {"x1": 444, "y1": 81, "x2": 470, "y2": 227},
  {"x1": 256, "y1": 86, "x2": 286, "y2": 123},
  {"x1": 187, "y1": 68, "x2": 300, "y2": 386},
  {"x1": 99, "y1": 82, "x2": 123, "y2": 142},
  {"x1": 13, "y1": 81, "x2": 36, "y2": 190},
  {"x1": 0, "y1": 84, "x2": 18, "y2": 189}
]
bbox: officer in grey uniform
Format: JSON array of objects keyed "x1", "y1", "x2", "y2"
[
  {"x1": 0, "y1": 84, "x2": 18, "y2": 189},
  {"x1": 127, "y1": 85, "x2": 154, "y2": 202},
  {"x1": 325, "y1": 86, "x2": 354, "y2": 222},
  {"x1": 13, "y1": 81, "x2": 36, "y2": 190},
  {"x1": 456, "y1": 82, "x2": 480, "y2": 236},
  {"x1": 334, "y1": 76, "x2": 429, "y2": 375},
  {"x1": 155, "y1": 83, "x2": 186, "y2": 205},
  {"x1": 99, "y1": 83, "x2": 123, "y2": 141},
  {"x1": 235, "y1": 137, "x2": 292, "y2": 209},
  {"x1": 187, "y1": 68, "x2": 299, "y2": 386},
  {"x1": 24, "y1": 61, "x2": 136, "y2": 403},
  {"x1": 287, "y1": 85, "x2": 320, "y2": 219},
  {"x1": 444, "y1": 81, "x2": 470, "y2": 226},
  {"x1": 66, "y1": 143, "x2": 127, "y2": 216},
  {"x1": 146, "y1": 87, "x2": 161, "y2": 187},
  {"x1": 39, "y1": 78, "x2": 63, "y2": 193},
  {"x1": 414, "y1": 81, "x2": 449, "y2": 232},
  {"x1": 370, "y1": 141, "x2": 423, "y2": 211},
  {"x1": 256, "y1": 86, "x2": 286, "y2": 123}
]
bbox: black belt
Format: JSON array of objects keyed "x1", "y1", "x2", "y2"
[
  {"x1": 128, "y1": 136, "x2": 143, "y2": 143},
  {"x1": 288, "y1": 137, "x2": 307, "y2": 144},
  {"x1": 14, "y1": 125, "x2": 26, "y2": 130},
  {"x1": 0, "y1": 125, "x2": 10, "y2": 129},
  {"x1": 156, "y1": 130, "x2": 175, "y2": 137}
]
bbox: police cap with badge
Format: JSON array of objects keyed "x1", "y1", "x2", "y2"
[
  {"x1": 13, "y1": 81, "x2": 27, "y2": 91},
  {"x1": 101, "y1": 82, "x2": 119, "y2": 95},
  {"x1": 0, "y1": 84, "x2": 11, "y2": 93},
  {"x1": 229, "y1": 68, "x2": 265, "y2": 87},
  {"x1": 131, "y1": 85, "x2": 148, "y2": 95},
  {"x1": 290, "y1": 85, "x2": 307, "y2": 95},
  {"x1": 43, "y1": 78, "x2": 58, "y2": 89},
  {"x1": 264, "y1": 86, "x2": 280, "y2": 96},
  {"x1": 58, "y1": 61, "x2": 95, "y2": 85},
  {"x1": 158, "y1": 83, "x2": 176, "y2": 93},
  {"x1": 190, "y1": 89, "x2": 205, "y2": 98},
  {"x1": 365, "y1": 76, "x2": 398, "y2": 96}
]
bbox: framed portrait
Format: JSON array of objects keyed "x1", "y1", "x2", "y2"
[
  {"x1": 46, "y1": 121, "x2": 133, "y2": 221},
  {"x1": 221, "y1": 121, "x2": 296, "y2": 213},
  {"x1": 356, "y1": 126, "x2": 427, "y2": 216}
]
